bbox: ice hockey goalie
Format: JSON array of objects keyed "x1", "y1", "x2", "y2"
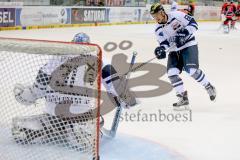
[
  {"x1": 11, "y1": 54, "x2": 101, "y2": 153},
  {"x1": 11, "y1": 52, "x2": 136, "y2": 153}
]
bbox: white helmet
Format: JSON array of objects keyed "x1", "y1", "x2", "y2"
[{"x1": 72, "y1": 32, "x2": 90, "y2": 43}]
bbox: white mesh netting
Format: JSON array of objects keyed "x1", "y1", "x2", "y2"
[{"x1": 0, "y1": 38, "x2": 101, "y2": 160}]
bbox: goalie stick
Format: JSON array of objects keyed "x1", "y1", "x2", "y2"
[
  {"x1": 102, "y1": 44, "x2": 176, "y2": 138},
  {"x1": 102, "y1": 51, "x2": 137, "y2": 138}
]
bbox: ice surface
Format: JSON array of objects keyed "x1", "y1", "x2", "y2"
[
  {"x1": 1, "y1": 22, "x2": 240, "y2": 160},
  {"x1": 100, "y1": 133, "x2": 186, "y2": 160}
]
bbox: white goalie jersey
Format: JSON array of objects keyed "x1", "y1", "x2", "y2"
[
  {"x1": 15, "y1": 55, "x2": 98, "y2": 116},
  {"x1": 14, "y1": 55, "x2": 136, "y2": 117}
]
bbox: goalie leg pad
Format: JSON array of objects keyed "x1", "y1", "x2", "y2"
[
  {"x1": 12, "y1": 114, "x2": 49, "y2": 144},
  {"x1": 12, "y1": 114, "x2": 68, "y2": 145},
  {"x1": 12, "y1": 114, "x2": 95, "y2": 152},
  {"x1": 64, "y1": 121, "x2": 94, "y2": 152}
]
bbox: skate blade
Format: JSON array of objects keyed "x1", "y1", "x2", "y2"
[
  {"x1": 210, "y1": 96, "x2": 216, "y2": 102},
  {"x1": 173, "y1": 105, "x2": 190, "y2": 111},
  {"x1": 210, "y1": 88, "x2": 217, "y2": 102}
]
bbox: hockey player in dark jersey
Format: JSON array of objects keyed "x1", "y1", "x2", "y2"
[{"x1": 150, "y1": 3, "x2": 216, "y2": 110}]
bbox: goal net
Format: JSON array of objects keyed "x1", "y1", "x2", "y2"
[{"x1": 0, "y1": 38, "x2": 101, "y2": 160}]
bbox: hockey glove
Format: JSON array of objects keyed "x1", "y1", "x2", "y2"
[
  {"x1": 235, "y1": 10, "x2": 240, "y2": 17},
  {"x1": 14, "y1": 84, "x2": 38, "y2": 106},
  {"x1": 108, "y1": 93, "x2": 136, "y2": 109},
  {"x1": 175, "y1": 28, "x2": 190, "y2": 48},
  {"x1": 154, "y1": 46, "x2": 166, "y2": 59}
]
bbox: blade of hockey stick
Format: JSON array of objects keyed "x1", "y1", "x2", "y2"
[{"x1": 102, "y1": 52, "x2": 137, "y2": 138}]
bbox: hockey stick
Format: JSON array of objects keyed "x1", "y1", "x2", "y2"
[
  {"x1": 102, "y1": 44, "x2": 177, "y2": 138},
  {"x1": 124, "y1": 33, "x2": 196, "y2": 74},
  {"x1": 122, "y1": 45, "x2": 176, "y2": 76},
  {"x1": 102, "y1": 52, "x2": 137, "y2": 138},
  {"x1": 124, "y1": 56, "x2": 156, "y2": 75}
]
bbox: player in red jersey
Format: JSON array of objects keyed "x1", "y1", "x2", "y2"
[
  {"x1": 236, "y1": 0, "x2": 240, "y2": 21},
  {"x1": 221, "y1": 0, "x2": 228, "y2": 15},
  {"x1": 222, "y1": 0, "x2": 237, "y2": 32},
  {"x1": 221, "y1": 0, "x2": 228, "y2": 27}
]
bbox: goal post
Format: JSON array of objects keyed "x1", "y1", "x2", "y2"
[{"x1": 0, "y1": 37, "x2": 102, "y2": 160}]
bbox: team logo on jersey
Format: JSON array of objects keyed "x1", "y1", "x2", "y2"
[
  {"x1": 171, "y1": 22, "x2": 181, "y2": 31},
  {"x1": 158, "y1": 32, "x2": 164, "y2": 36}
]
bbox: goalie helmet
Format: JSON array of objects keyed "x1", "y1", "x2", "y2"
[{"x1": 72, "y1": 32, "x2": 90, "y2": 43}]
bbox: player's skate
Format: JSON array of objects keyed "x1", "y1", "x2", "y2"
[
  {"x1": 173, "y1": 91, "x2": 190, "y2": 111},
  {"x1": 205, "y1": 83, "x2": 216, "y2": 101},
  {"x1": 230, "y1": 24, "x2": 237, "y2": 30},
  {"x1": 223, "y1": 24, "x2": 230, "y2": 34}
]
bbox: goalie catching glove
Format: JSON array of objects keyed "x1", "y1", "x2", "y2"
[{"x1": 14, "y1": 84, "x2": 39, "y2": 106}]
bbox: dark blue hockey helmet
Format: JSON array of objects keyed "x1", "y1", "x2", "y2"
[{"x1": 150, "y1": 3, "x2": 165, "y2": 14}]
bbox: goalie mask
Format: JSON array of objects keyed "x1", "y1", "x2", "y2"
[{"x1": 72, "y1": 32, "x2": 90, "y2": 43}]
